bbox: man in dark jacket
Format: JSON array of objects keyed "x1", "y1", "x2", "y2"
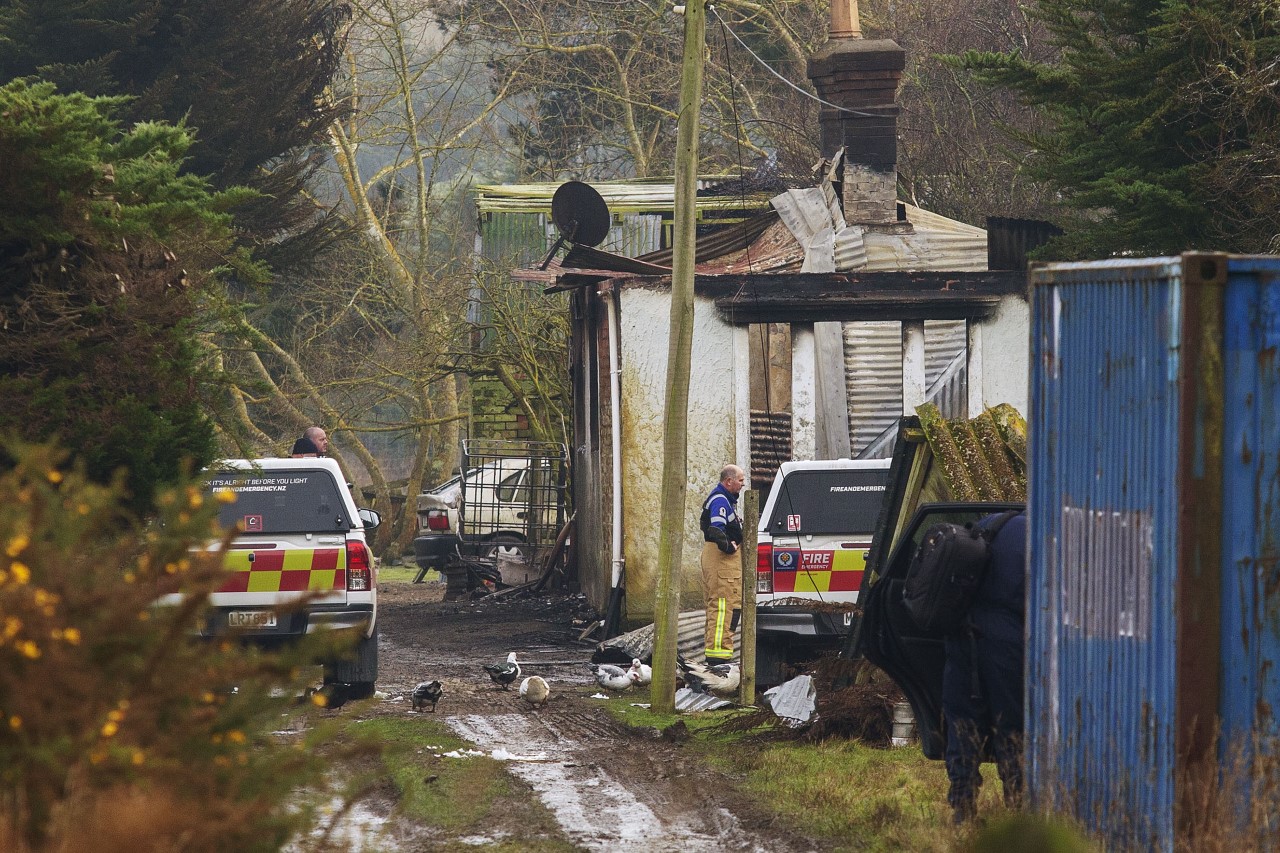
[
  {"x1": 699, "y1": 464, "x2": 745, "y2": 664},
  {"x1": 943, "y1": 509, "x2": 1026, "y2": 823}
]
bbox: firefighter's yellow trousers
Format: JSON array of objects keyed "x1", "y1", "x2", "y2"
[{"x1": 701, "y1": 541, "x2": 741, "y2": 661}]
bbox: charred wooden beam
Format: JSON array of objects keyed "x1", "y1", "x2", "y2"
[{"x1": 697, "y1": 270, "x2": 1026, "y2": 323}]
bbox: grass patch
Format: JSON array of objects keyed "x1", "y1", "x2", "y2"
[
  {"x1": 335, "y1": 717, "x2": 574, "y2": 850},
  {"x1": 378, "y1": 565, "x2": 438, "y2": 584},
  {"x1": 602, "y1": 697, "x2": 1022, "y2": 852},
  {"x1": 736, "y1": 738, "x2": 955, "y2": 851}
]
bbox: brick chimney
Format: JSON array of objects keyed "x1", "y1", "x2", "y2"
[{"x1": 807, "y1": 1, "x2": 905, "y2": 227}]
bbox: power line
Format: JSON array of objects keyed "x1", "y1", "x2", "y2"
[{"x1": 708, "y1": 6, "x2": 882, "y2": 119}]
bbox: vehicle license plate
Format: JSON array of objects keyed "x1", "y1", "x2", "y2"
[{"x1": 228, "y1": 610, "x2": 277, "y2": 629}]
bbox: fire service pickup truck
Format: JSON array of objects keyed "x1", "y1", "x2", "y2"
[
  {"x1": 161, "y1": 458, "x2": 382, "y2": 702},
  {"x1": 753, "y1": 458, "x2": 892, "y2": 685}
]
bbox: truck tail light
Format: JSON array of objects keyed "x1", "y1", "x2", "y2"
[
  {"x1": 425, "y1": 509, "x2": 449, "y2": 531},
  {"x1": 346, "y1": 540, "x2": 373, "y2": 591},
  {"x1": 756, "y1": 543, "x2": 773, "y2": 594}
]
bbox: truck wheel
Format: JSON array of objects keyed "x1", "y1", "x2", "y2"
[
  {"x1": 324, "y1": 627, "x2": 378, "y2": 697},
  {"x1": 482, "y1": 534, "x2": 527, "y2": 561}
]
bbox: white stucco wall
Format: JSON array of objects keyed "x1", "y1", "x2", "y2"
[
  {"x1": 974, "y1": 293, "x2": 1030, "y2": 415},
  {"x1": 617, "y1": 286, "x2": 738, "y2": 621}
]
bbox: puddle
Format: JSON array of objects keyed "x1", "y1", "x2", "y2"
[
  {"x1": 286, "y1": 795, "x2": 399, "y2": 853},
  {"x1": 448, "y1": 713, "x2": 776, "y2": 852}
]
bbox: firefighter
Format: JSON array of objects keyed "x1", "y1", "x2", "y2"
[{"x1": 699, "y1": 464, "x2": 745, "y2": 665}]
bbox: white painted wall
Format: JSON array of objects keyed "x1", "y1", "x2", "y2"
[
  {"x1": 617, "y1": 286, "x2": 738, "y2": 619},
  {"x1": 974, "y1": 294, "x2": 1030, "y2": 415}
]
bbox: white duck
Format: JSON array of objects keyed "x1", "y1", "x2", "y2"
[
  {"x1": 590, "y1": 663, "x2": 635, "y2": 692},
  {"x1": 483, "y1": 652, "x2": 521, "y2": 690},
  {"x1": 519, "y1": 675, "x2": 550, "y2": 709},
  {"x1": 627, "y1": 658, "x2": 652, "y2": 686},
  {"x1": 678, "y1": 655, "x2": 741, "y2": 697}
]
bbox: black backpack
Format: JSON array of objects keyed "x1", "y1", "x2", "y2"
[{"x1": 902, "y1": 511, "x2": 1021, "y2": 634}]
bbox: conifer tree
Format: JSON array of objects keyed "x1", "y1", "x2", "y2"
[
  {"x1": 957, "y1": 0, "x2": 1280, "y2": 258},
  {"x1": 0, "y1": 0, "x2": 350, "y2": 271},
  {"x1": 0, "y1": 80, "x2": 249, "y2": 511}
]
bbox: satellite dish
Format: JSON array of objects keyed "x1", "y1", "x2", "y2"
[
  {"x1": 551, "y1": 181, "x2": 611, "y2": 247},
  {"x1": 540, "y1": 181, "x2": 611, "y2": 269}
]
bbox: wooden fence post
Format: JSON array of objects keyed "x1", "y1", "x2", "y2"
[{"x1": 739, "y1": 488, "x2": 758, "y2": 705}]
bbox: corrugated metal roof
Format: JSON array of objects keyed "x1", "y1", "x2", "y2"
[
  {"x1": 769, "y1": 189, "x2": 985, "y2": 273},
  {"x1": 862, "y1": 204, "x2": 988, "y2": 272},
  {"x1": 833, "y1": 225, "x2": 869, "y2": 271},
  {"x1": 697, "y1": 218, "x2": 805, "y2": 274},
  {"x1": 475, "y1": 178, "x2": 774, "y2": 217}
]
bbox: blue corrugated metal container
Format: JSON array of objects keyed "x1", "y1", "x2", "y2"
[{"x1": 1028, "y1": 253, "x2": 1280, "y2": 850}]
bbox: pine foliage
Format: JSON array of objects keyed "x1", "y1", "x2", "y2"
[
  {"x1": 0, "y1": 0, "x2": 352, "y2": 271},
  {"x1": 0, "y1": 80, "x2": 248, "y2": 512},
  {"x1": 955, "y1": 0, "x2": 1280, "y2": 258}
]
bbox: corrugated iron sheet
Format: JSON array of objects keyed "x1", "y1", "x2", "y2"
[
  {"x1": 862, "y1": 204, "x2": 987, "y2": 272},
  {"x1": 1029, "y1": 257, "x2": 1184, "y2": 850},
  {"x1": 843, "y1": 320, "x2": 967, "y2": 456},
  {"x1": 833, "y1": 225, "x2": 868, "y2": 272},
  {"x1": 770, "y1": 188, "x2": 831, "y2": 246},
  {"x1": 1218, "y1": 255, "x2": 1280, "y2": 756},
  {"x1": 475, "y1": 178, "x2": 774, "y2": 216},
  {"x1": 481, "y1": 210, "x2": 667, "y2": 266},
  {"x1": 595, "y1": 609, "x2": 741, "y2": 665},
  {"x1": 1028, "y1": 253, "x2": 1280, "y2": 851}
]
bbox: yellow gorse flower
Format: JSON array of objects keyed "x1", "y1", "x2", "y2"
[
  {"x1": 10, "y1": 562, "x2": 30, "y2": 584},
  {"x1": 5, "y1": 534, "x2": 29, "y2": 557}
]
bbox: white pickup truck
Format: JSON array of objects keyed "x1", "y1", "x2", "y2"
[
  {"x1": 161, "y1": 458, "x2": 382, "y2": 701},
  {"x1": 753, "y1": 458, "x2": 891, "y2": 685}
]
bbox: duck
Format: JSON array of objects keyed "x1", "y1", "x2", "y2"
[
  {"x1": 410, "y1": 680, "x2": 443, "y2": 713},
  {"x1": 483, "y1": 652, "x2": 521, "y2": 690},
  {"x1": 590, "y1": 663, "x2": 635, "y2": 692},
  {"x1": 519, "y1": 675, "x2": 550, "y2": 709},
  {"x1": 627, "y1": 658, "x2": 652, "y2": 686},
  {"x1": 677, "y1": 655, "x2": 741, "y2": 697}
]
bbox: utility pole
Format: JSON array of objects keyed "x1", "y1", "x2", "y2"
[{"x1": 650, "y1": 0, "x2": 706, "y2": 713}]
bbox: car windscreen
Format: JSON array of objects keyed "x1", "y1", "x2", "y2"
[
  {"x1": 764, "y1": 468, "x2": 890, "y2": 536},
  {"x1": 207, "y1": 469, "x2": 353, "y2": 534}
]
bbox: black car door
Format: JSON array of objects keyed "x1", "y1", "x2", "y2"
[{"x1": 856, "y1": 501, "x2": 1026, "y2": 759}]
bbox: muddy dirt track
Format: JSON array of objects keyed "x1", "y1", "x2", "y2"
[{"x1": 342, "y1": 579, "x2": 821, "y2": 852}]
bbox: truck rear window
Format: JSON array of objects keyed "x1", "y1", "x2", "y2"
[
  {"x1": 765, "y1": 468, "x2": 889, "y2": 536},
  {"x1": 207, "y1": 469, "x2": 353, "y2": 534}
]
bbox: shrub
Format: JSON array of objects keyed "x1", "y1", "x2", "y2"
[{"x1": 0, "y1": 441, "x2": 329, "y2": 851}]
